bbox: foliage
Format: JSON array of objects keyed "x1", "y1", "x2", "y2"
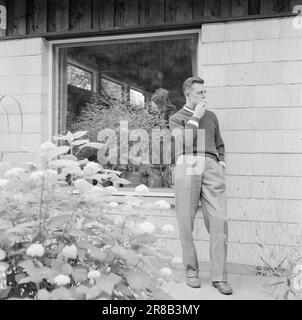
[
  {"x1": 256, "y1": 256, "x2": 302, "y2": 300},
  {"x1": 69, "y1": 94, "x2": 166, "y2": 172},
  {"x1": 0, "y1": 131, "x2": 178, "y2": 300},
  {"x1": 248, "y1": 225, "x2": 302, "y2": 300}
]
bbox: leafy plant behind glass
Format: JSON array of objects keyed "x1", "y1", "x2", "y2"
[{"x1": 70, "y1": 94, "x2": 166, "y2": 171}]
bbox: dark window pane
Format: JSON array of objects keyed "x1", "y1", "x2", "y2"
[{"x1": 58, "y1": 35, "x2": 197, "y2": 189}]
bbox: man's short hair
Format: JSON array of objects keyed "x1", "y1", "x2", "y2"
[
  {"x1": 151, "y1": 88, "x2": 170, "y2": 106},
  {"x1": 183, "y1": 77, "x2": 205, "y2": 96}
]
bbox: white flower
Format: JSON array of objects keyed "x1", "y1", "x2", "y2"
[
  {"x1": 86, "y1": 186, "x2": 104, "y2": 196},
  {"x1": 54, "y1": 274, "x2": 71, "y2": 286},
  {"x1": 0, "y1": 264, "x2": 8, "y2": 273},
  {"x1": 30, "y1": 171, "x2": 43, "y2": 183},
  {"x1": 62, "y1": 165, "x2": 82, "y2": 176},
  {"x1": 122, "y1": 204, "x2": 134, "y2": 213},
  {"x1": 172, "y1": 257, "x2": 183, "y2": 264},
  {"x1": 0, "y1": 218, "x2": 12, "y2": 229},
  {"x1": 135, "y1": 184, "x2": 149, "y2": 194},
  {"x1": 74, "y1": 179, "x2": 92, "y2": 193},
  {"x1": 30, "y1": 170, "x2": 57, "y2": 186},
  {"x1": 138, "y1": 221, "x2": 156, "y2": 234},
  {"x1": 293, "y1": 263, "x2": 302, "y2": 275},
  {"x1": 25, "y1": 162, "x2": 38, "y2": 172},
  {"x1": 40, "y1": 141, "x2": 57, "y2": 152},
  {"x1": 155, "y1": 200, "x2": 171, "y2": 210},
  {"x1": 37, "y1": 289, "x2": 51, "y2": 300},
  {"x1": 13, "y1": 193, "x2": 27, "y2": 202},
  {"x1": 162, "y1": 224, "x2": 175, "y2": 234},
  {"x1": 0, "y1": 248, "x2": 6, "y2": 261},
  {"x1": 91, "y1": 186, "x2": 104, "y2": 192},
  {"x1": 87, "y1": 270, "x2": 101, "y2": 280},
  {"x1": 160, "y1": 267, "x2": 172, "y2": 279},
  {"x1": 26, "y1": 244, "x2": 45, "y2": 257},
  {"x1": 293, "y1": 274, "x2": 302, "y2": 291},
  {"x1": 46, "y1": 169, "x2": 57, "y2": 176},
  {"x1": 0, "y1": 179, "x2": 9, "y2": 189},
  {"x1": 141, "y1": 202, "x2": 157, "y2": 210},
  {"x1": 83, "y1": 162, "x2": 101, "y2": 176},
  {"x1": 111, "y1": 246, "x2": 127, "y2": 257},
  {"x1": 4, "y1": 167, "x2": 25, "y2": 182},
  {"x1": 126, "y1": 199, "x2": 143, "y2": 208},
  {"x1": 82, "y1": 186, "x2": 106, "y2": 202},
  {"x1": 40, "y1": 141, "x2": 57, "y2": 158},
  {"x1": 105, "y1": 186, "x2": 118, "y2": 194},
  {"x1": 107, "y1": 202, "x2": 119, "y2": 208},
  {"x1": 62, "y1": 244, "x2": 78, "y2": 260},
  {"x1": 114, "y1": 216, "x2": 126, "y2": 226}
]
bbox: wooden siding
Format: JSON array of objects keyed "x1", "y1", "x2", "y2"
[{"x1": 0, "y1": 0, "x2": 296, "y2": 39}]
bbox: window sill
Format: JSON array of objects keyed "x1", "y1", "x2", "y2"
[{"x1": 113, "y1": 187, "x2": 174, "y2": 197}]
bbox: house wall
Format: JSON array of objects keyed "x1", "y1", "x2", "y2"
[{"x1": 0, "y1": 38, "x2": 49, "y2": 164}]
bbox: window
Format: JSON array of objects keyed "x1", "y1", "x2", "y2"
[
  {"x1": 67, "y1": 64, "x2": 93, "y2": 91},
  {"x1": 101, "y1": 77, "x2": 123, "y2": 100},
  {"x1": 130, "y1": 89, "x2": 145, "y2": 107},
  {"x1": 55, "y1": 33, "x2": 198, "y2": 189}
]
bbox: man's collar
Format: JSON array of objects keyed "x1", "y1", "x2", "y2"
[{"x1": 183, "y1": 105, "x2": 194, "y2": 114}]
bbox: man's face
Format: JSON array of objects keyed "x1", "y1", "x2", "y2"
[{"x1": 187, "y1": 83, "x2": 206, "y2": 107}]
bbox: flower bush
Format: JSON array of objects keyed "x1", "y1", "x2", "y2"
[
  {"x1": 0, "y1": 131, "x2": 178, "y2": 300},
  {"x1": 69, "y1": 95, "x2": 166, "y2": 165}
]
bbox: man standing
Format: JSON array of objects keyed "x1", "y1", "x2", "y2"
[{"x1": 169, "y1": 77, "x2": 232, "y2": 295}]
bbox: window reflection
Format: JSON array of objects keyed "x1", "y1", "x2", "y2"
[
  {"x1": 67, "y1": 64, "x2": 93, "y2": 91},
  {"x1": 58, "y1": 35, "x2": 197, "y2": 188}
]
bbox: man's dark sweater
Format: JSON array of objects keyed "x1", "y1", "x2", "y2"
[{"x1": 169, "y1": 106, "x2": 225, "y2": 164}]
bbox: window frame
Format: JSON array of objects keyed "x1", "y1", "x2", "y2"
[
  {"x1": 48, "y1": 29, "x2": 201, "y2": 193},
  {"x1": 129, "y1": 87, "x2": 146, "y2": 107},
  {"x1": 49, "y1": 29, "x2": 201, "y2": 140},
  {"x1": 100, "y1": 75, "x2": 124, "y2": 100}
]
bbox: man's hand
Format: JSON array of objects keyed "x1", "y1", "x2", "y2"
[
  {"x1": 193, "y1": 99, "x2": 208, "y2": 119},
  {"x1": 218, "y1": 161, "x2": 226, "y2": 169}
]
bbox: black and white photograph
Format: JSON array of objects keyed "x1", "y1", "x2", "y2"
[{"x1": 0, "y1": 0, "x2": 301, "y2": 305}]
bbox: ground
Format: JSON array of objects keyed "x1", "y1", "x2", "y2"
[{"x1": 162, "y1": 271, "x2": 271, "y2": 300}]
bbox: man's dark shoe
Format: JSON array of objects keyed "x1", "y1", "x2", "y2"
[
  {"x1": 186, "y1": 276, "x2": 201, "y2": 288},
  {"x1": 212, "y1": 281, "x2": 233, "y2": 295}
]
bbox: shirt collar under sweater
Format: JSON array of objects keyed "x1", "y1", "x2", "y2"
[{"x1": 183, "y1": 105, "x2": 194, "y2": 114}]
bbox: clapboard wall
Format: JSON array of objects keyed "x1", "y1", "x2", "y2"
[{"x1": 0, "y1": 0, "x2": 299, "y2": 39}]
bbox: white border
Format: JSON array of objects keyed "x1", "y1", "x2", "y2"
[{"x1": 47, "y1": 28, "x2": 202, "y2": 141}]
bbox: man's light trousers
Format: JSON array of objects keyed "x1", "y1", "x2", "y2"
[{"x1": 174, "y1": 155, "x2": 228, "y2": 281}]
